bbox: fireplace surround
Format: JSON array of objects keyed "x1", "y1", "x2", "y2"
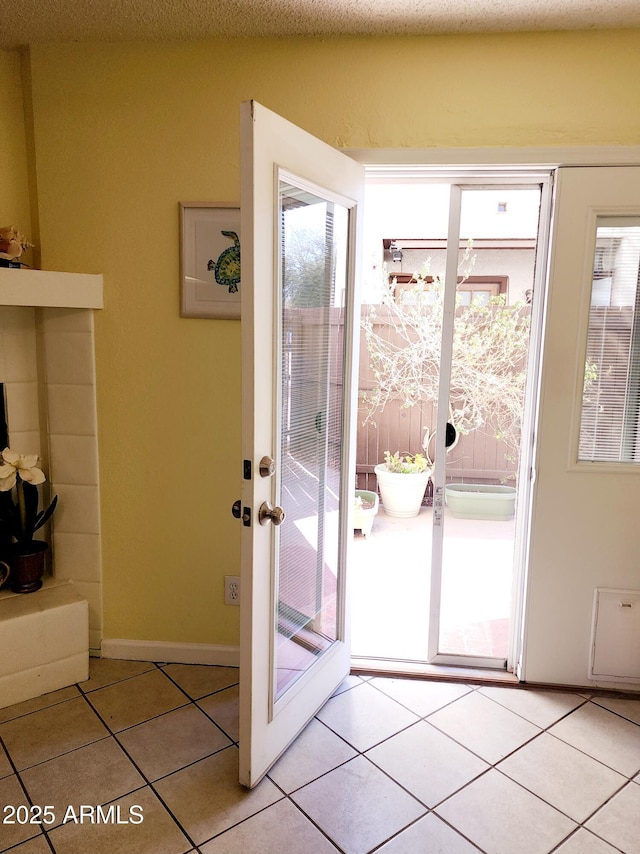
[{"x1": 0, "y1": 268, "x2": 103, "y2": 707}]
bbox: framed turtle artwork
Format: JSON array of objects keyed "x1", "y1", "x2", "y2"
[{"x1": 179, "y1": 202, "x2": 241, "y2": 319}]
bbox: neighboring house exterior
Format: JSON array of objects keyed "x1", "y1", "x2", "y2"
[{"x1": 383, "y1": 239, "x2": 536, "y2": 305}]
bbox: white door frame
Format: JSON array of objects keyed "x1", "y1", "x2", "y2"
[{"x1": 349, "y1": 146, "x2": 640, "y2": 168}]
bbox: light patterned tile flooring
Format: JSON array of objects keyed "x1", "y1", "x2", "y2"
[{"x1": 0, "y1": 660, "x2": 639, "y2": 854}]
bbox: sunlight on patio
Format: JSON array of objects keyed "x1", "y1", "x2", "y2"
[{"x1": 350, "y1": 505, "x2": 515, "y2": 663}]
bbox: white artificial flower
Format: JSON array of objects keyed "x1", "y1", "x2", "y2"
[
  {"x1": 0, "y1": 464, "x2": 15, "y2": 491},
  {"x1": 0, "y1": 448, "x2": 46, "y2": 492}
]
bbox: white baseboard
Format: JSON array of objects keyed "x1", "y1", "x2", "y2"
[{"x1": 100, "y1": 638, "x2": 240, "y2": 667}]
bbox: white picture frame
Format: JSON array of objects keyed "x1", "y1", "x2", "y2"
[{"x1": 179, "y1": 202, "x2": 241, "y2": 319}]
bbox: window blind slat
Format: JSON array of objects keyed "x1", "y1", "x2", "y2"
[{"x1": 579, "y1": 221, "x2": 640, "y2": 463}]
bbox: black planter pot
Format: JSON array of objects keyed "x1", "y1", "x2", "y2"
[
  {"x1": 0, "y1": 559, "x2": 9, "y2": 590},
  {"x1": 9, "y1": 541, "x2": 48, "y2": 594}
]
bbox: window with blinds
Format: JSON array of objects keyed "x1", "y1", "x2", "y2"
[
  {"x1": 578, "y1": 218, "x2": 640, "y2": 463},
  {"x1": 274, "y1": 178, "x2": 349, "y2": 702}
]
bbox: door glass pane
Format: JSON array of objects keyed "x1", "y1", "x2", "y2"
[
  {"x1": 439, "y1": 187, "x2": 540, "y2": 659},
  {"x1": 352, "y1": 181, "x2": 451, "y2": 661},
  {"x1": 578, "y1": 218, "x2": 640, "y2": 463},
  {"x1": 275, "y1": 178, "x2": 349, "y2": 702}
]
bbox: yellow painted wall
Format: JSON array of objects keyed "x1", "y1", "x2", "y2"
[
  {"x1": 0, "y1": 50, "x2": 31, "y2": 243},
  {"x1": 18, "y1": 30, "x2": 640, "y2": 672}
]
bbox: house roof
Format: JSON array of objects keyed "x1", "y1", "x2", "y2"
[{"x1": 2, "y1": 0, "x2": 640, "y2": 49}]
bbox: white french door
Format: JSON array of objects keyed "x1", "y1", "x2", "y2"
[
  {"x1": 238, "y1": 101, "x2": 364, "y2": 788},
  {"x1": 518, "y1": 165, "x2": 640, "y2": 685}
]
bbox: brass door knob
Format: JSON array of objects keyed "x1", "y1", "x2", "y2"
[{"x1": 258, "y1": 501, "x2": 286, "y2": 526}]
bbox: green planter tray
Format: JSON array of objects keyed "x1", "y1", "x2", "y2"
[{"x1": 445, "y1": 483, "x2": 516, "y2": 521}]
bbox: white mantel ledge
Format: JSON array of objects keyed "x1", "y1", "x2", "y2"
[{"x1": 0, "y1": 268, "x2": 103, "y2": 309}]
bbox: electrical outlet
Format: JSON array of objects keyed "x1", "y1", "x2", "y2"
[{"x1": 224, "y1": 575, "x2": 240, "y2": 605}]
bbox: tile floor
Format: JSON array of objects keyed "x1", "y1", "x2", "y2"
[{"x1": 1, "y1": 660, "x2": 639, "y2": 854}]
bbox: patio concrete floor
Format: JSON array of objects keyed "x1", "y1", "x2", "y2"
[{"x1": 350, "y1": 504, "x2": 516, "y2": 664}]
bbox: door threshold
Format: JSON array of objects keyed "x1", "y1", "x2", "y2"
[{"x1": 351, "y1": 656, "x2": 520, "y2": 686}]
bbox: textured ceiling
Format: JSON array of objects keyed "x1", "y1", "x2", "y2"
[{"x1": 2, "y1": 0, "x2": 640, "y2": 48}]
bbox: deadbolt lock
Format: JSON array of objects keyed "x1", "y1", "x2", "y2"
[{"x1": 259, "y1": 456, "x2": 276, "y2": 478}]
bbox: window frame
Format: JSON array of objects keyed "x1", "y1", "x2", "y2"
[{"x1": 571, "y1": 214, "x2": 640, "y2": 471}]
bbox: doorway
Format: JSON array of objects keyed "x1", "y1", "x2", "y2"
[
  {"x1": 239, "y1": 104, "x2": 640, "y2": 788},
  {"x1": 350, "y1": 170, "x2": 552, "y2": 673}
]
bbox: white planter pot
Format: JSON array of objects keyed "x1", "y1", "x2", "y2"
[
  {"x1": 374, "y1": 464, "x2": 430, "y2": 519},
  {"x1": 354, "y1": 489, "x2": 379, "y2": 537}
]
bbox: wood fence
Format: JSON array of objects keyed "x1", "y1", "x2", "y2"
[
  {"x1": 356, "y1": 302, "x2": 528, "y2": 490},
  {"x1": 285, "y1": 305, "x2": 523, "y2": 495}
]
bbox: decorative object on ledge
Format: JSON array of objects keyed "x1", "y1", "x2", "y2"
[
  {"x1": 0, "y1": 226, "x2": 34, "y2": 268},
  {"x1": 0, "y1": 449, "x2": 58, "y2": 593},
  {"x1": 7, "y1": 541, "x2": 48, "y2": 594},
  {"x1": 180, "y1": 202, "x2": 241, "y2": 319},
  {"x1": 0, "y1": 559, "x2": 9, "y2": 590}
]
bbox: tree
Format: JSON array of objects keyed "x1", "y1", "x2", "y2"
[
  {"x1": 361, "y1": 265, "x2": 531, "y2": 473},
  {"x1": 283, "y1": 225, "x2": 330, "y2": 308}
]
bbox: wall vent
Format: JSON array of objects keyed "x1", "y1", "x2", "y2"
[{"x1": 589, "y1": 588, "x2": 640, "y2": 683}]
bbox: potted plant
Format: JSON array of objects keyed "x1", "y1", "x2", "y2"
[
  {"x1": 0, "y1": 448, "x2": 58, "y2": 593},
  {"x1": 354, "y1": 489, "x2": 379, "y2": 537},
  {"x1": 374, "y1": 450, "x2": 431, "y2": 518}
]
